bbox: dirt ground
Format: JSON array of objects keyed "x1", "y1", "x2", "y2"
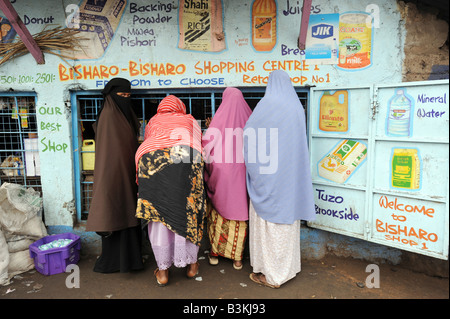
[{"x1": 1, "y1": 248, "x2": 448, "y2": 302}]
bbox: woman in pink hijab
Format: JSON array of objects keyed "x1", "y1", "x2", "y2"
[{"x1": 202, "y1": 87, "x2": 252, "y2": 270}]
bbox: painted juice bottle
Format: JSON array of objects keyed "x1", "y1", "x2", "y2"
[
  {"x1": 251, "y1": 0, "x2": 277, "y2": 51},
  {"x1": 387, "y1": 89, "x2": 413, "y2": 137}
]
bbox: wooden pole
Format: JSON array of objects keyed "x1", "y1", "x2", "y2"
[
  {"x1": 298, "y1": 0, "x2": 312, "y2": 50},
  {"x1": 0, "y1": 0, "x2": 45, "y2": 64}
]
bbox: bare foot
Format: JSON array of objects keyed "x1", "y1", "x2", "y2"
[
  {"x1": 154, "y1": 268, "x2": 169, "y2": 286},
  {"x1": 233, "y1": 260, "x2": 243, "y2": 270},
  {"x1": 186, "y1": 262, "x2": 199, "y2": 278}
]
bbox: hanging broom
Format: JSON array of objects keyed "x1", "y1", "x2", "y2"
[{"x1": 0, "y1": 26, "x2": 87, "y2": 66}]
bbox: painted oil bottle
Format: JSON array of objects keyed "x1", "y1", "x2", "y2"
[{"x1": 319, "y1": 90, "x2": 349, "y2": 132}]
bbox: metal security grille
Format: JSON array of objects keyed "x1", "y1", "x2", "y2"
[
  {"x1": 72, "y1": 88, "x2": 308, "y2": 221},
  {"x1": 0, "y1": 93, "x2": 41, "y2": 193}
]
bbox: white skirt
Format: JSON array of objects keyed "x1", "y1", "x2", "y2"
[{"x1": 249, "y1": 201, "x2": 301, "y2": 286}]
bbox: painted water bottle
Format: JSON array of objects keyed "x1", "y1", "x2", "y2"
[
  {"x1": 251, "y1": 0, "x2": 277, "y2": 52},
  {"x1": 387, "y1": 89, "x2": 412, "y2": 137}
]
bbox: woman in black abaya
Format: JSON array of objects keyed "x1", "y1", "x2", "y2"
[{"x1": 86, "y1": 78, "x2": 144, "y2": 273}]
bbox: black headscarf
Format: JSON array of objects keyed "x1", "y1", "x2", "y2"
[{"x1": 97, "y1": 78, "x2": 138, "y2": 134}]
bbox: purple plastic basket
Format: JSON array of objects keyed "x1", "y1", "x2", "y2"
[{"x1": 29, "y1": 233, "x2": 81, "y2": 276}]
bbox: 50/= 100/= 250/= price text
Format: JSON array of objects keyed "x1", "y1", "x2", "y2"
[{"x1": 1, "y1": 73, "x2": 56, "y2": 85}]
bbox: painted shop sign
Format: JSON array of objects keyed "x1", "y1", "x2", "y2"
[
  {"x1": 55, "y1": 59, "x2": 325, "y2": 87},
  {"x1": 1, "y1": 1, "x2": 386, "y2": 89},
  {"x1": 37, "y1": 106, "x2": 68, "y2": 154}
]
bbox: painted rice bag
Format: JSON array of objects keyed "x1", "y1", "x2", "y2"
[
  {"x1": 178, "y1": 0, "x2": 226, "y2": 52},
  {"x1": 391, "y1": 148, "x2": 421, "y2": 190}
]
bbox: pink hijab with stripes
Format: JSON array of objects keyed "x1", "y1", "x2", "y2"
[{"x1": 135, "y1": 95, "x2": 202, "y2": 171}]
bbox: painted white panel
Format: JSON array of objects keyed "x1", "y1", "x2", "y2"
[
  {"x1": 372, "y1": 141, "x2": 448, "y2": 200},
  {"x1": 375, "y1": 82, "x2": 449, "y2": 142},
  {"x1": 308, "y1": 80, "x2": 449, "y2": 260},
  {"x1": 310, "y1": 87, "x2": 373, "y2": 137},
  {"x1": 368, "y1": 81, "x2": 449, "y2": 259},
  {"x1": 312, "y1": 185, "x2": 366, "y2": 239},
  {"x1": 308, "y1": 85, "x2": 372, "y2": 241},
  {"x1": 310, "y1": 137, "x2": 369, "y2": 187},
  {"x1": 371, "y1": 194, "x2": 446, "y2": 259}
]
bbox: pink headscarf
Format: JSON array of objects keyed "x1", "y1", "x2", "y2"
[
  {"x1": 135, "y1": 95, "x2": 202, "y2": 170},
  {"x1": 202, "y1": 88, "x2": 252, "y2": 221}
]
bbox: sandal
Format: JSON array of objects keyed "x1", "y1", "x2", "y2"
[
  {"x1": 154, "y1": 268, "x2": 168, "y2": 287},
  {"x1": 186, "y1": 262, "x2": 199, "y2": 278},
  {"x1": 208, "y1": 254, "x2": 219, "y2": 266},
  {"x1": 249, "y1": 272, "x2": 280, "y2": 289},
  {"x1": 233, "y1": 260, "x2": 243, "y2": 270}
]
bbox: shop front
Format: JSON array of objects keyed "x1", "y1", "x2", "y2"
[{"x1": 0, "y1": 0, "x2": 448, "y2": 268}]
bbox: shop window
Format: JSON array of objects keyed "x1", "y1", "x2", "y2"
[
  {"x1": 72, "y1": 89, "x2": 308, "y2": 221},
  {"x1": 0, "y1": 94, "x2": 41, "y2": 193}
]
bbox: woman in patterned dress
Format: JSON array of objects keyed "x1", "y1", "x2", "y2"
[
  {"x1": 135, "y1": 95, "x2": 206, "y2": 286},
  {"x1": 202, "y1": 87, "x2": 252, "y2": 270}
]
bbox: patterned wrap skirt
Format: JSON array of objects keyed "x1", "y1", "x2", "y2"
[
  {"x1": 207, "y1": 201, "x2": 248, "y2": 261},
  {"x1": 136, "y1": 145, "x2": 207, "y2": 246}
]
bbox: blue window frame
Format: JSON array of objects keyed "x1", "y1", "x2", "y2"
[{"x1": 71, "y1": 88, "x2": 309, "y2": 221}]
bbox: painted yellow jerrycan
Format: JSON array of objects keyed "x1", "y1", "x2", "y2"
[
  {"x1": 319, "y1": 90, "x2": 349, "y2": 132},
  {"x1": 82, "y1": 139, "x2": 95, "y2": 171}
]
